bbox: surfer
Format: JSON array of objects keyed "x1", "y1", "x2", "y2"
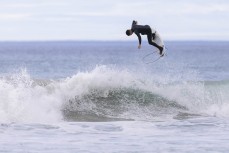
[{"x1": 126, "y1": 20, "x2": 164, "y2": 56}]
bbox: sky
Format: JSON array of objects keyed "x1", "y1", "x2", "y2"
[{"x1": 0, "y1": 0, "x2": 229, "y2": 41}]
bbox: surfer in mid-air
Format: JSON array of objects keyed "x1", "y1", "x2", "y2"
[{"x1": 126, "y1": 20, "x2": 164, "y2": 56}]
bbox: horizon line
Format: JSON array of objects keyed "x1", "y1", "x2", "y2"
[{"x1": 0, "y1": 39, "x2": 229, "y2": 42}]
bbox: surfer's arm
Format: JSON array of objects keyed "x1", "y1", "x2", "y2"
[
  {"x1": 131, "y1": 20, "x2": 137, "y2": 28},
  {"x1": 131, "y1": 20, "x2": 141, "y2": 48},
  {"x1": 132, "y1": 20, "x2": 137, "y2": 25},
  {"x1": 135, "y1": 31, "x2": 142, "y2": 47}
]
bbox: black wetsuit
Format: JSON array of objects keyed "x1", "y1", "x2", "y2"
[{"x1": 131, "y1": 21, "x2": 163, "y2": 52}]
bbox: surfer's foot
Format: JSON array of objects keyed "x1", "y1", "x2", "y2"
[{"x1": 159, "y1": 46, "x2": 164, "y2": 56}]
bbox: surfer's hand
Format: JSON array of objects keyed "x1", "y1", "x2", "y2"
[
  {"x1": 138, "y1": 44, "x2": 141, "y2": 49},
  {"x1": 152, "y1": 33, "x2": 156, "y2": 40}
]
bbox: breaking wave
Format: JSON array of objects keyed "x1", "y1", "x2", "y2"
[{"x1": 0, "y1": 66, "x2": 229, "y2": 123}]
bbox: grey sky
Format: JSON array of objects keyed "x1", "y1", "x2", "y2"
[{"x1": 0, "y1": 0, "x2": 229, "y2": 41}]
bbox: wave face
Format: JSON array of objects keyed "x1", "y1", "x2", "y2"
[{"x1": 0, "y1": 66, "x2": 229, "y2": 123}]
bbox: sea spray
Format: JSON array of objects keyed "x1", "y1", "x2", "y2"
[
  {"x1": 0, "y1": 69, "x2": 62, "y2": 123},
  {"x1": 0, "y1": 66, "x2": 229, "y2": 123}
]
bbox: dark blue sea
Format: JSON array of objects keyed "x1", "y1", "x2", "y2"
[{"x1": 0, "y1": 41, "x2": 229, "y2": 152}]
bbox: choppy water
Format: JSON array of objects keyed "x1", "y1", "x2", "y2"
[{"x1": 0, "y1": 41, "x2": 229, "y2": 152}]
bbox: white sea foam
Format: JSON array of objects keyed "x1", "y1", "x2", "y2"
[
  {"x1": 0, "y1": 69, "x2": 62, "y2": 123},
  {"x1": 0, "y1": 66, "x2": 228, "y2": 123}
]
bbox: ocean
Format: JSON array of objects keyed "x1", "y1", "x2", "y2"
[{"x1": 0, "y1": 41, "x2": 229, "y2": 152}]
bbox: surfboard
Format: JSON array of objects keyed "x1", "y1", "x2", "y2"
[{"x1": 151, "y1": 28, "x2": 165, "y2": 55}]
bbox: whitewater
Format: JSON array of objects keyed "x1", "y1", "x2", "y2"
[{"x1": 0, "y1": 41, "x2": 229, "y2": 152}]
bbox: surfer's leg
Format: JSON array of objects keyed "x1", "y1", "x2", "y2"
[
  {"x1": 147, "y1": 34, "x2": 159, "y2": 47},
  {"x1": 147, "y1": 34, "x2": 163, "y2": 55}
]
